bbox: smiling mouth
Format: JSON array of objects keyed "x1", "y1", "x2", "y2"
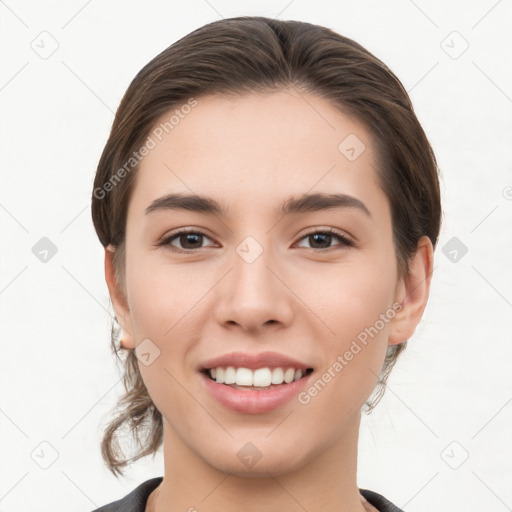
[{"x1": 201, "y1": 367, "x2": 314, "y2": 390}]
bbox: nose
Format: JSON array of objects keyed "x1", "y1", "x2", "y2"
[{"x1": 213, "y1": 241, "x2": 294, "y2": 333}]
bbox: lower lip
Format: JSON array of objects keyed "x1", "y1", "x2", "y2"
[{"x1": 200, "y1": 371, "x2": 313, "y2": 414}]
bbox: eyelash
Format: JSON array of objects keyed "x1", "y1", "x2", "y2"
[{"x1": 156, "y1": 227, "x2": 355, "y2": 253}]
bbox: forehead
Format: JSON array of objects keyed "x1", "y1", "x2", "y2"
[{"x1": 129, "y1": 89, "x2": 386, "y2": 219}]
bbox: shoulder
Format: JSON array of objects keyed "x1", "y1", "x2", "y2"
[
  {"x1": 91, "y1": 477, "x2": 163, "y2": 512},
  {"x1": 360, "y1": 488, "x2": 405, "y2": 512}
]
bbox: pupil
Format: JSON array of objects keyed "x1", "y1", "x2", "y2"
[
  {"x1": 311, "y1": 233, "x2": 330, "y2": 248},
  {"x1": 182, "y1": 233, "x2": 201, "y2": 248}
]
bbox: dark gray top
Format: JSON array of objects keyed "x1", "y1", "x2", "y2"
[{"x1": 91, "y1": 476, "x2": 405, "y2": 512}]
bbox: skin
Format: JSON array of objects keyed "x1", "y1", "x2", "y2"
[{"x1": 105, "y1": 89, "x2": 434, "y2": 512}]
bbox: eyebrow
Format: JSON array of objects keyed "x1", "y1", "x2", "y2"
[{"x1": 145, "y1": 192, "x2": 371, "y2": 218}]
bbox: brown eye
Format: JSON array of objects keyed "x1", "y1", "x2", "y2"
[
  {"x1": 296, "y1": 229, "x2": 354, "y2": 250},
  {"x1": 158, "y1": 230, "x2": 215, "y2": 252},
  {"x1": 176, "y1": 233, "x2": 204, "y2": 249}
]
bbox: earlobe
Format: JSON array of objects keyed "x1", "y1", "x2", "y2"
[
  {"x1": 104, "y1": 244, "x2": 136, "y2": 349},
  {"x1": 388, "y1": 236, "x2": 434, "y2": 346}
]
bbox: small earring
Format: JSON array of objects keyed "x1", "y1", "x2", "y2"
[{"x1": 119, "y1": 337, "x2": 134, "y2": 350}]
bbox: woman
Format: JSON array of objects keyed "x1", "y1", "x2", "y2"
[{"x1": 91, "y1": 16, "x2": 440, "y2": 512}]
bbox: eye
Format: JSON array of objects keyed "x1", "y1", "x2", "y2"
[
  {"x1": 157, "y1": 229, "x2": 215, "y2": 252},
  {"x1": 156, "y1": 227, "x2": 355, "y2": 253},
  {"x1": 295, "y1": 228, "x2": 355, "y2": 250}
]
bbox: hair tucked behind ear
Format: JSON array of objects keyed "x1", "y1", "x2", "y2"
[
  {"x1": 100, "y1": 320, "x2": 163, "y2": 477},
  {"x1": 92, "y1": 16, "x2": 441, "y2": 477}
]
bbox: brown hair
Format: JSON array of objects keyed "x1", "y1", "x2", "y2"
[{"x1": 91, "y1": 16, "x2": 441, "y2": 477}]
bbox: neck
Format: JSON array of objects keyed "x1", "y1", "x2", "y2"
[{"x1": 154, "y1": 412, "x2": 367, "y2": 512}]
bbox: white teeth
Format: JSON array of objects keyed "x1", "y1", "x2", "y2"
[
  {"x1": 235, "y1": 367, "x2": 253, "y2": 386},
  {"x1": 253, "y1": 368, "x2": 272, "y2": 387},
  {"x1": 284, "y1": 368, "x2": 295, "y2": 383},
  {"x1": 271, "y1": 367, "x2": 284, "y2": 384},
  {"x1": 208, "y1": 366, "x2": 308, "y2": 386},
  {"x1": 224, "y1": 366, "x2": 236, "y2": 384}
]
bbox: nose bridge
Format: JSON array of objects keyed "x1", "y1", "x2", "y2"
[
  {"x1": 214, "y1": 234, "x2": 293, "y2": 330},
  {"x1": 235, "y1": 236, "x2": 274, "y2": 295}
]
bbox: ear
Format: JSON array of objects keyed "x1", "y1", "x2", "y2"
[
  {"x1": 388, "y1": 235, "x2": 434, "y2": 345},
  {"x1": 104, "y1": 244, "x2": 135, "y2": 349}
]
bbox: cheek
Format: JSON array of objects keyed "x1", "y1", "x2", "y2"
[
  {"x1": 302, "y1": 253, "x2": 396, "y2": 400},
  {"x1": 301, "y1": 249, "x2": 397, "y2": 339},
  {"x1": 298, "y1": 285, "x2": 393, "y2": 426},
  {"x1": 124, "y1": 261, "x2": 200, "y2": 418},
  {"x1": 124, "y1": 257, "x2": 213, "y2": 390},
  {"x1": 126, "y1": 252, "x2": 204, "y2": 337}
]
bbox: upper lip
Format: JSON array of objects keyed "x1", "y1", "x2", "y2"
[{"x1": 200, "y1": 351, "x2": 313, "y2": 371}]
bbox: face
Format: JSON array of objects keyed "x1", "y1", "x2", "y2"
[{"x1": 107, "y1": 89, "x2": 426, "y2": 477}]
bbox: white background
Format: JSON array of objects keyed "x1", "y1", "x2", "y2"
[{"x1": 1, "y1": 1, "x2": 511, "y2": 511}]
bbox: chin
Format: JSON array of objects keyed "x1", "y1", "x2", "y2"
[
  {"x1": 198, "y1": 436, "x2": 315, "y2": 479},
  {"x1": 209, "y1": 452, "x2": 309, "y2": 479}
]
